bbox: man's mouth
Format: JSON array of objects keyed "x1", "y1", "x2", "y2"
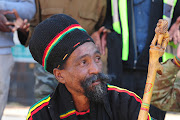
[{"x1": 92, "y1": 79, "x2": 101, "y2": 86}]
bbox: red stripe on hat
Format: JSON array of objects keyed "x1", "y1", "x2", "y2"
[{"x1": 42, "y1": 24, "x2": 83, "y2": 69}]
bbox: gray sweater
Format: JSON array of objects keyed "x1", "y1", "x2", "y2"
[{"x1": 0, "y1": 0, "x2": 36, "y2": 54}]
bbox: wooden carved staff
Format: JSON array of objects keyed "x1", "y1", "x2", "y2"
[{"x1": 138, "y1": 19, "x2": 170, "y2": 120}]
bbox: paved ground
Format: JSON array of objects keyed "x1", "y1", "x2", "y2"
[
  {"x1": 164, "y1": 112, "x2": 180, "y2": 120},
  {"x1": 2, "y1": 103, "x2": 180, "y2": 120},
  {"x1": 2, "y1": 104, "x2": 29, "y2": 120}
]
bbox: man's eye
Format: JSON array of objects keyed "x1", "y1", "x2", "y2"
[
  {"x1": 95, "y1": 56, "x2": 101, "y2": 62},
  {"x1": 80, "y1": 60, "x2": 86, "y2": 66}
]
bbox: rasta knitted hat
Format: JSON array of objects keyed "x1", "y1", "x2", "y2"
[{"x1": 29, "y1": 14, "x2": 94, "y2": 74}]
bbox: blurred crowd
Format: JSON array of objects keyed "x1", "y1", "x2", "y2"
[{"x1": 0, "y1": 0, "x2": 180, "y2": 120}]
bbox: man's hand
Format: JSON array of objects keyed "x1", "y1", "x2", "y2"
[
  {"x1": 5, "y1": 9, "x2": 30, "y2": 33},
  {"x1": 91, "y1": 26, "x2": 110, "y2": 55},
  {"x1": 169, "y1": 16, "x2": 180, "y2": 44},
  {"x1": 0, "y1": 10, "x2": 14, "y2": 32}
]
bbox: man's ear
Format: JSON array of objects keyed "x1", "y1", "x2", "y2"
[{"x1": 53, "y1": 68, "x2": 65, "y2": 84}]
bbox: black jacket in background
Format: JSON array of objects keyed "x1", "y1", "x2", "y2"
[{"x1": 105, "y1": 0, "x2": 180, "y2": 71}]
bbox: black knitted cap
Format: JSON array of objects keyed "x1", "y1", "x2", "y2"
[{"x1": 29, "y1": 14, "x2": 94, "y2": 74}]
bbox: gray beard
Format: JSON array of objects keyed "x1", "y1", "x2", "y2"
[
  {"x1": 81, "y1": 73, "x2": 109, "y2": 103},
  {"x1": 86, "y1": 82, "x2": 107, "y2": 103}
]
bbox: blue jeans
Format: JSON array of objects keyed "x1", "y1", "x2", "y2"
[{"x1": 0, "y1": 54, "x2": 14, "y2": 119}]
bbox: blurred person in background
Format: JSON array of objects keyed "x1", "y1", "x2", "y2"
[
  {"x1": 93, "y1": 0, "x2": 180, "y2": 120},
  {"x1": 0, "y1": 0, "x2": 35, "y2": 119}
]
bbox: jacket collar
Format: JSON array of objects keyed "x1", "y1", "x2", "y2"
[{"x1": 48, "y1": 83, "x2": 113, "y2": 120}]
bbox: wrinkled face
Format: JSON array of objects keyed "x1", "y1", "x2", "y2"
[{"x1": 60, "y1": 42, "x2": 110, "y2": 102}]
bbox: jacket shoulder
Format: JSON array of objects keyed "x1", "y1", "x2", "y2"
[
  {"x1": 107, "y1": 84, "x2": 142, "y2": 103},
  {"x1": 26, "y1": 95, "x2": 51, "y2": 120}
]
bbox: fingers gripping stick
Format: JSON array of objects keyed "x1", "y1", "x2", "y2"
[{"x1": 138, "y1": 19, "x2": 170, "y2": 120}]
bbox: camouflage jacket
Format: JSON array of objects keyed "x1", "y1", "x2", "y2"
[{"x1": 151, "y1": 59, "x2": 180, "y2": 112}]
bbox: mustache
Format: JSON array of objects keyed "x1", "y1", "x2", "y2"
[{"x1": 85, "y1": 73, "x2": 111, "y2": 86}]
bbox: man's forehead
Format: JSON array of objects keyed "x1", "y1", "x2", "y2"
[{"x1": 69, "y1": 42, "x2": 99, "y2": 60}]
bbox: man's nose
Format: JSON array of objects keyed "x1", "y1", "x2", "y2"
[{"x1": 89, "y1": 61, "x2": 100, "y2": 75}]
